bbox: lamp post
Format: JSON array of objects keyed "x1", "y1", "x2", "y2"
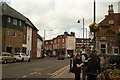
[
  {"x1": 92, "y1": 0, "x2": 96, "y2": 50},
  {"x1": 81, "y1": 28, "x2": 88, "y2": 47},
  {"x1": 43, "y1": 30, "x2": 52, "y2": 56},
  {"x1": 77, "y1": 18, "x2": 85, "y2": 49}
]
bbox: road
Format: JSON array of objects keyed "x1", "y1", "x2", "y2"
[{"x1": 2, "y1": 57, "x2": 70, "y2": 79}]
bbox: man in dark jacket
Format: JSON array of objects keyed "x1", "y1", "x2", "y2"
[{"x1": 86, "y1": 50, "x2": 100, "y2": 80}]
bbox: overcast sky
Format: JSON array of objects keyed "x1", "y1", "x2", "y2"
[{"x1": 1, "y1": 0, "x2": 120, "y2": 40}]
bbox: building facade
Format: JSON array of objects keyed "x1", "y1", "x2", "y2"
[
  {"x1": 96, "y1": 4, "x2": 120, "y2": 55},
  {"x1": 44, "y1": 32, "x2": 76, "y2": 57},
  {"x1": 1, "y1": 3, "x2": 39, "y2": 59}
]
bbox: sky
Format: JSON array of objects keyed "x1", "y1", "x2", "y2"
[{"x1": 1, "y1": 0, "x2": 120, "y2": 40}]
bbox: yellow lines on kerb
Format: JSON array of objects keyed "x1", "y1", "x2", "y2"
[{"x1": 50, "y1": 65, "x2": 69, "y2": 78}]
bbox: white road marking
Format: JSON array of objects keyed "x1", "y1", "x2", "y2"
[{"x1": 22, "y1": 75, "x2": 27, "y2": 78}]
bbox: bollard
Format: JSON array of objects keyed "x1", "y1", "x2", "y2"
[{"x1": 69, "y1": 59, "x2": 72, "y2": 72}]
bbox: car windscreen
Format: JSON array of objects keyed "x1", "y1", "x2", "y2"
[
  {"x1": 2, "y1": 54, "x2": 7, "y2": 56},
  {"x1": 13, "y1": 54, "x2": 20, "y2": 56}
]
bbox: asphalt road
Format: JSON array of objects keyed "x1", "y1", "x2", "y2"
[{"x1": 2, "y1": 57, "x2": 71, "y2": 79}]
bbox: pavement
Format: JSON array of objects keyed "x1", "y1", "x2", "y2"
[{"x1": 50, "y1": 65, "x2": 75, "y2": 80}]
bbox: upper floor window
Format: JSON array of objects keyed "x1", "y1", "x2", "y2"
[
  {"x1": 12, "y1": 32, "x2": 16, "y2": 37},
  {"x1": 51, "y1": 41, "x2": 53, "y2": 44},
  {"x1": 62, "y1": 39, "x2": 64, "y2": 43},
  {"x1": 54, "y1": 40, "x2": 56, "y2": 43},
  {"x1": 8, "y1": 17, "x2": 11, "y2": 23},
  {"x1": 118, "y1": 26, "x2": 120, "y2": 31},
  {"x1": 13, "y1": 19, "x2": 17, "y2": 25},
  {"x1": 100, "y1": 37, "x2": 106, "y2": 40},
  {"x1": 46, "y1": 42, "x2": 48, "y2": 45},
  {"x1": 19, "y1": 21, "x2": 22, "y2": 26}
]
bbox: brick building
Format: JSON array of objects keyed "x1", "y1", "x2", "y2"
[
  {"x1": 44, "y1": 32, "x2": 76, "y2": 57},
  {"x1": 96, "y1": 4, "x2": 120, "y2": 55},
  {"x1": 1, "y1": 3, "x2": 39, "y2": 59}
]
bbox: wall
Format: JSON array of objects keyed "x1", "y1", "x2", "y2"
[
  {"x1": 26, "y1": 26, "x2": 32, "y2": 56},
  {"x1": 37, "y1": 38, "x2": 42, "y2": 58}
]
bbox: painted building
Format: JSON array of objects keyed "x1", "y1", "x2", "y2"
[{"x1": 37, "y1": 34, "x2": 43, "y2": 58}]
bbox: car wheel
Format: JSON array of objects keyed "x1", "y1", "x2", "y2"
[
  {"x1": 28, "y1": 58, "x2": 31, "y2": 62},
  {"x1": 21, "y1": 58, "x2": 24, "y2": 62},
  {"x1": 4, "y1": 59, "x2": 7, "y2": 64}
]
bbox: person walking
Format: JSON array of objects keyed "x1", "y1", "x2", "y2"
[
  {"x1": 73, "y1": 53, "x2": 84, "y2": 80},
  {"x1": 86, "y1": 50, "x2": 100, "y2": 80},
  {"x1": 81, "y1": 48, "x2": 90, "y2": 80}
]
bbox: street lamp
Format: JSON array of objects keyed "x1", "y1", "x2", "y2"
[
  {"x1": 81, "y1": 28, "x2": 88, "y2": 46},
  {"x1": 43, "y1": 30, "x2": 52, "y2": 57},
  {"x1": 77, "y1": 18, "x2": 85, "y2": 49}
]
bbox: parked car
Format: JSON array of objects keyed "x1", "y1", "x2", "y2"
[
  {"x1": 13, "y1": 53, "x2": 30, "y2": 62},
  {"x1": 0, "y1": 52, "x2": 16, "y2": 64},
  {"x1": 58, "y1": 54, "x2": 64, "y2": 60}
]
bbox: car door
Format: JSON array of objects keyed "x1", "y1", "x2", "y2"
[
  {"x1": 7, "y1": 53, "x2": 14, "y2": 62},
  {"x1": 22, "y1": 53, "x2": 28, "y2": 61}
]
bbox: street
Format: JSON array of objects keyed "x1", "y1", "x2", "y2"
[{"x1": 2, "y1": 57, "x2": 70, "y2": 79}]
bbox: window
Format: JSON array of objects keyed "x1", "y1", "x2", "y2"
[
  {"x1": 28, "y1": 35, "x2": 30, "y2": 41},
  {"x1": 46, "y1": 42, "x2": 48, "y2": 44},
  {"x1": 62, "y1": 39, "x2": 64, "y2": 43},
  {"x1": 12, "y1": 32, "x2": 16, "y2": 37},
  {"x1": 15, "y1": 48, "x2": 20, "y2": 52},
  {"x1": 23, "y1": 35, "x2": 25, "y2": 40},
  {"x1": 19, "y1": 21, "x2": 22, "y2": 26},
  {"x1": 8, "y1": 17, "x2": 11, "y2": 23},
  {"x1": 51, "y1": 41, "x2": 53, "y2": 44},
  {"x1": 7, "y1": 31, "x2": 10, "y2": 36},
  {"x1": 108, "y1": 20, "x2": 114, "y2": 24},
  {"x1": 100, "y1": 37, "x2": 106, "y2": 40},
  {"x1": 100, "y1": 44, "x2": 106, "y2": 54},
  {"x1": 13, "y1": 19, "x2": 17, "y2": 25},
  {"x1": 54, "y1": 40, "x2": 56, "y2": 43}
]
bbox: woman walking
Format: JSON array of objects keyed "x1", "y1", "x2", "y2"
[{"x1": 73, "y1": 53, "x2": 84, "y2": 80}]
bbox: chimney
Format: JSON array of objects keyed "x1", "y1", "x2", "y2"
[
  {"x1": 108, "y1": 4, "x2": 114, "y2": 15},
  {"x1": 64, "y1": 31, "x2": 68, "y2": 36},
  {"x1": 71, "y1": 32, "x2": 75, "y2": 36}
]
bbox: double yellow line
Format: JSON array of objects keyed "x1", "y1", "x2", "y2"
[{"x1": 50, "y1": 65, "x2": 69, "y2": 78}]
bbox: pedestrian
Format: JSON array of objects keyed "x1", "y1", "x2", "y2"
[
  {"x1": 81, "y1": 48, "x2": 90, "y2": 80},
  {"x1": 73, "y1": 53, "x2": 84, "y2": 80},
  {"x1": 86, "y1": 50, "x2": 100, "y2": 80}
]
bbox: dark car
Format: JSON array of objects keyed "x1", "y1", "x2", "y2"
[{"x1": 58, "y1": 54, "x2": 64, "y2": 60}]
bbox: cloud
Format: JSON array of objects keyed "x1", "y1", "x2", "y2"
[{"x1": 10, "y1": 0, "x2": 119, "y2": 40}]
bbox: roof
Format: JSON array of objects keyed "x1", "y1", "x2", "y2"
[
  {"x1": 1, "y1": 3, "x2": 39, "y2": 31},
  {"x1": 37, "y1": 34, "x2": 43, "y2": 41},
  {"x1": 99, "y1": 13, "x2": 120, "y2": 26}
]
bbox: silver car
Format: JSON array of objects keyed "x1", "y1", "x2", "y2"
[{"x1": 13, "y1": 53, "x2": 31, "y2": 62}]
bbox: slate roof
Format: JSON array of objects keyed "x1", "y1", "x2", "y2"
[{"x1": 1, "y1": 2, "x2": 38, "y2": 31}]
